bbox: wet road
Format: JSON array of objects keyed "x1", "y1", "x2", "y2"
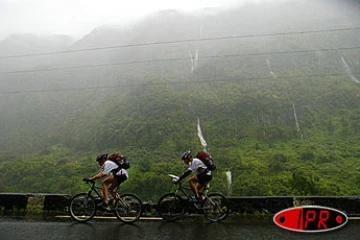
[{"x1": 1, "y1": 216, "x2": 359, "y2": 240}]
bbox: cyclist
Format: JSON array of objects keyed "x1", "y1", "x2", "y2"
[
  {"x1": 173, "y1": 150, "x2": 212, "y2": 202},
  {"x1": 84, "y1": 152, "x2": 128, "y2": 210}
]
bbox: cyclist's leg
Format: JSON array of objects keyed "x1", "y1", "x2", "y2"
[
  {"x1": 108, "y1": 182, "x2": 118, "y2": 199},
  {"x1": 197, "y1": 173, "x2": 212, "y2": 200},
  {"x1": 188, "y1": 175, "x2": 202, "y2": 200},
  {"x1": 102, "y1": 175, "x2": 116, "y2": 201},
  {"x1": 111, "y1": 174, "x2": 127, "y2": 197},
  {"x1": 114, "y1": 173, "x2": 127, "y2": 186},
  {"x1": 196, "y1": 183, "x2": 204, "y2": 201}
]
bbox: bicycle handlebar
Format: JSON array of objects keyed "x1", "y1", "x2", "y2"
[
  {"x1": 168, "y1": 174, "x2": 184, "y2": 188},
  {"x1": 168, "y1": 174, "x2": 181, "y2": 184},
  {"x1": 83, "y1": 178, "x2": 120, "y2": 192},
  {"x1": 83, "y1": 178, "x2": 95, "y2": 185},
  {"x1": 168, "y1": 173, "x2": 210, "y2": 192},
  {"x1": 169, "y1": 174, "x2": 179, "y2": 180}
]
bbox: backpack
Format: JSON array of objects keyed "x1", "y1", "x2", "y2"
[
  {"x1": 108, "y1": 153, "x2": 130, "y2": 170},
  {"x1": 196, "y1": 151, "x2": 216, "y2": 171}
]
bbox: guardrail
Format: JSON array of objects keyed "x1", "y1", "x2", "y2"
[
  {"x1": 0, "y1": 193, "x2": 70, "y2": 212},
  {"x1": 1, "y1": 193, "x2": 360, "y2": 216}
]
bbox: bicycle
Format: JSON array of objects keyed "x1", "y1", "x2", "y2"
[
  {"x1": 68, "y1": 179, "x2": 143, "y2": 223},
  {"x1": 157, "y1": 174, "x2": 230, "y2": 222}
]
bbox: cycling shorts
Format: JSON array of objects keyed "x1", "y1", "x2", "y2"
[
  {"x1": 197, "y1": 172, "x2": 212, "y2": 185},
  {"x1": 115, "y1": 173, "x2": 127, "y2": 185}
]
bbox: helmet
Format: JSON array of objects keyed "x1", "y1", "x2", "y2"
[
  {"x1": 96, "y1": 152, "x2": 108, "y2": 162},
  {"x1": 181, "y1": 151, "x2": 192, "y2": 160}
]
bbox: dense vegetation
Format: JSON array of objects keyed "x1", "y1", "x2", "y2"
[
  {"x1": 1, "y1": 0, "x2": 360, "y2": 201},
  {"x1": 1, "y1": 73, "x2": 360, "y2": 201}
]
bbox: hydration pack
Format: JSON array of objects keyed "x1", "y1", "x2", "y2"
[
  {"x1": 108, "y1": 153, "x2": 130, "y2": 170},
  {"x1": 196, "y1": 151, "x2": 216, "y2": 171}
]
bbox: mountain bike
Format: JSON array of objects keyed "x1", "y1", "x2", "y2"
[
  {"x1": 69, "y1": 179, "x2": 143, "y2": 223},
  {"x1": 157, "y1": 174, "x2": 230, "y2": 222}
]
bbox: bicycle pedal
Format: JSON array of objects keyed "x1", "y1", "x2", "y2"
[{"x1": 102, "y1": 205, "x2": 112, "y2": 211}]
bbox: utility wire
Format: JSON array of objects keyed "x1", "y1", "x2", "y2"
[
  {"x1": 1, "y1": 46, "x2": 359, "y2": 75},
  {"x1": 0, "y1": 26, "x2": 359, "y2": 59},
  {"x1": 1, "y1": 72, "x2": 359, "y2": 95}
]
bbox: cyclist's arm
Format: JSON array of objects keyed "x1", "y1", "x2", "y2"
[
  {"x1": 177, "y1": 169, "x2": 192, "y2": 182},
  {"x1": 89, "y1": 172, "x2": 106, "y2": 181},
  {"x1": 90, "y1": 161, "x2": 117, "y2": 180}
]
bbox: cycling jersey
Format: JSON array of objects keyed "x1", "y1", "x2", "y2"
[
  {"x1": 187, "y1": 158, "x2": 211, "y2": 176},
  {"x1": 101, "y1": 160, "x2": 129, "y2": 179}
]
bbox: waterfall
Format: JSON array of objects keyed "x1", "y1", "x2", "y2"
[
  {"x1": 190, "y1": 50, "x2": 199, "y2": 76},
  {"x1": 194, "y1": 50, "x2": 198, "y2": 70},
  {"x1": 197, "y1": 118, "x2": 208, "y2": 152},
  {"x1": 226, "y1": 170, "x2": 232, "y2": 196},
  {"x1": 341, "y1": 56, "x2": 359, "y2": 83},
  {"x1": 292, "y1": 103, "x2": 303, "y2": 139},
  {"x1": 266, "y1": 58, "x2": 277, "y2": 78},
  {"x1": 190, "y1": 53, "x2": 194, "y2": 74}
]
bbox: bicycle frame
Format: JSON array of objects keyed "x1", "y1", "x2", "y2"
[
  {"x1": 173, "y1": 181, "x2": 209, "y2": 205},
  {"x1": 157, "y1": 174, "x2": 230, "y2": 222},
  {"x1": 69, "y1": 180, "x2": 143, "y2": 223},
  {"x1": 87, "y1": 182, "x2": 102, "y2": 197},
  {"x1": 86, "y1": 181, "x2": 121, "y2": 201}
]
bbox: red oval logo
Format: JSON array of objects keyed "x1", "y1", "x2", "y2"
[{"x1": 273, "y1": 205, "x2": 348, "y2": 233}]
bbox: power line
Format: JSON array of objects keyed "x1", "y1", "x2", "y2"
[
  {"x1": 1, "y1": 72, "x2": 359, "y2": 95},
  {"x1": 1, "y1": 46, "x2": 359, "y2": 75},
  {"x1": 0, "y1": 26, "x2": 359, "y2": 59}
]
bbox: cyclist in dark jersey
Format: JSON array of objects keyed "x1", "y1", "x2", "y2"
[{"x1": 174, "y1": 151, "x2": 212, "y2": 202}]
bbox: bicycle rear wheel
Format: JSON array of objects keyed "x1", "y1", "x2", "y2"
[
  {"x1": 157, "y1": 193, "x2": 184, "y2": 221},
  {"x1": 202, "y1": 193, "x2": 230, "y2": 222},
  {"x1": 114, "y1": 193, "x2": 143, "y2": 223},
  {"x1": 69, "y1": 193, "x2": 97, "y2": 222}
]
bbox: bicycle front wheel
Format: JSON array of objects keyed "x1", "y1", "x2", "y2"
[
  {"x1": 114, "y1": 193, "x2": 143, "y2": 223},
  {"x1": 202, "y1": 193, "x2": 230, "y2": 222},
  {"x1": 69, "y1": 193, "x2": 97, "y2": 222},
  {"x1": 157, "y1": 193, "x2": 184, "y2": 221}
]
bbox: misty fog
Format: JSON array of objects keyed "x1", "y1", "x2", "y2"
[{"x1": 1, "y1": 0, "x2": 360, "y2": 153}]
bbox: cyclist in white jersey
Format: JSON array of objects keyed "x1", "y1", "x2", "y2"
[{"x1": 85, "y1": 153, "x2": 128, "y2": 210}]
